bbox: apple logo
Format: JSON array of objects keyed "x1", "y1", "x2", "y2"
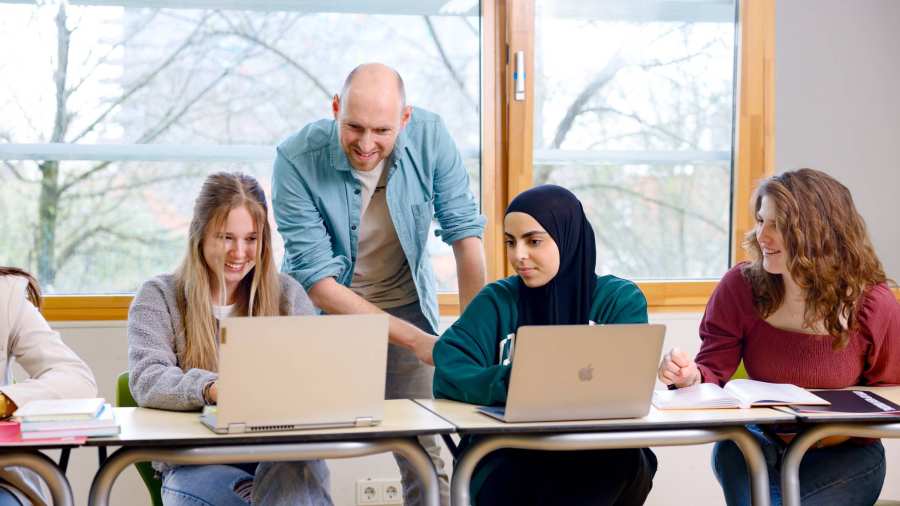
[{"x1": 578, "y1": 364, "x2": 594, "y2": 381}]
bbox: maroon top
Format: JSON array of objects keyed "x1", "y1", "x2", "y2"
[{"x1": 696, "y1": 264, "x2": 900, "y2": 388}]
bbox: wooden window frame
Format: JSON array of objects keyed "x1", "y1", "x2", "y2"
[{"x1": 43, "y1": 0, "x2": 897, "y2": 321}]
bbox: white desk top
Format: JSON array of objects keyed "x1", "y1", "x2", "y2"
[
  {"x1": 415, "y1": 398, "x2": 796, "y2": 434},
  {"x1": 87, "y1": 399, "x2": 454, "y2": 447}
]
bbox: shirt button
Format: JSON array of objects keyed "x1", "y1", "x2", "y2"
[
  {"x1": 354, "y1": 189, "x2": 361, "y2": 195},
  {"x1": 351, "y1": 225, "x2": 357, "y2": 231}
]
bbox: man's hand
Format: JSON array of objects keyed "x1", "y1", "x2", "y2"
[
  {"x1": 410, "y1": 331, "x2": 438, "y2": 366},
  {"x1": 658, "y1": 347, "x2": 701, "y2": 388}
]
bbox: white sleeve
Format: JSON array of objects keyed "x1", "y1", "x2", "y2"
[{"x1": 1, "y1": 282, "x2": 97, "y2": 408}]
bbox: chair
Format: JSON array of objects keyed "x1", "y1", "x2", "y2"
[
  {"x1": 116, "y1": 372, "x2": 163, "y2": 506},
  {"x1": 732, "y1": 361, "x2": 748, "y2": 380}
]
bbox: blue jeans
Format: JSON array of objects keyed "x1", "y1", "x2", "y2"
[
  {"x1": 712, "y1": 425, "x2": 885, "y2": 506},
  {"x1": 162, "y1": 461, "x2": 332, "y2": 506},
  {"x1": 0, "y1": 487, "x2": 21, "y2": 506}
]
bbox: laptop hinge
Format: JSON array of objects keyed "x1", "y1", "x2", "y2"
[
  {"x1": 227, "y1": 423, "x2": 247, "y2": 433},
  {"x1": 354, "y1": 417, "x2": 375, "y2": 427}
]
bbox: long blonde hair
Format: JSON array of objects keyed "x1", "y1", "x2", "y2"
[{"x1": 175, "y1": 172, "x2": 286, "y2": 372}]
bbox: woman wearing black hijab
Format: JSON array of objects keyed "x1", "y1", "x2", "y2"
[{"x1": 433, "y1": 185, "x2": 657, "y2": 505}]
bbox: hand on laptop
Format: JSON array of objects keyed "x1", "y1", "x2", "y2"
[{"x1": 658, "y1": 347, "x2": 701, "y2": 388}]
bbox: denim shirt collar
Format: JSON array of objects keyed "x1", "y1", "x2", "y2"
[{"x1": 328, "y1": 119, "x2": 411, "y2": 173}]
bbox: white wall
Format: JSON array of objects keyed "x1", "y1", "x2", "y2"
[
  {"x1": 775, "y1": 0, "x2": 900, "y2": 279},
  {"x1": 47, "y1": 316, "x2": 900, "y2": 506}
]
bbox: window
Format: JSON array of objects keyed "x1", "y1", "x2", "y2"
[
  {"x1": 531, "y1": 0, "x2": 737, "y2": 279},
  {"x1": 0, "y1": 0, "x2": 481, "y2": 294},
  {"x1": 2, "y1": 0, "x2": 778, "y2": 319}
]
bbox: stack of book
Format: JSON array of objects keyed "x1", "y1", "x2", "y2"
[{"x1": 13, "y1": 397, "x2": 119, "y2": 439}]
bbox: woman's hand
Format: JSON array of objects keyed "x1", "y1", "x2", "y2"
[{"x1": 658, "y1": 347, "x2": 701, "y2": 388}]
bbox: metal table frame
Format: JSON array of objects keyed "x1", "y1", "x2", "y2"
[
  {"x1": 781, "y1": 422, "x2": 900, "y2": 506},
  {"x1": 87, "y1": 437, "x2": 438, "y2": 506},
  {"x1": 0, "y1": 450, "x2": 74, "y2": 506},
  {"x1": 451, "y1": 426, "x2": 771, "y2": 506}
]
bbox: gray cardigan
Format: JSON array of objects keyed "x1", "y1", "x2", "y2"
[{"x1": 127, "y1": 273, "x2": 316, "y2": 411}]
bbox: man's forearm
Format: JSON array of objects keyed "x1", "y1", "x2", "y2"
[
  {"x1": 453, "y1": 236, "x2": 487, "y2": 311},
  {"x1": 308, "y1": 277, "x2": 434, "y2": 354}
]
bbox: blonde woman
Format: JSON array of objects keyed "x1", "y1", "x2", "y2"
[
  {"x1": 128, "y1": 173, "x2": 332, "y2": 506},
  {"x1": 0, "y1": 267, "x2": 96, "y2": 505}
]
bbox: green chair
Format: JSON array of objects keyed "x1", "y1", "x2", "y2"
[
  {"x1": 116, "y1": 372, "x2": 164, "y2": 506},
  {"x1": 732, "y1": 361, "x2": 749, "y2": 380}
]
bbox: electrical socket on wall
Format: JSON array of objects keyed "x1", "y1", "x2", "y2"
[{"x1": 356, "y1": 478, "x2": 403, "y2": 505}]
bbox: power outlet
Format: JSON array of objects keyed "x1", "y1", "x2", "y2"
[
  {"x1": 356, "y1": 478, "x2": 403, "y2": 505},
  {"x1": 357, "y1": 478, "x2": 381, "y2": 505},
  {"x1": 381, "y1": 479, "x2": 402, "y2": 504}
]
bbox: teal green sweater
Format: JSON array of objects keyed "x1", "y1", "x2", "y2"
[
  {"x1": 432, "y1": 274, "x2": 648, "y2": 500},
  {"x1": 433, "y1": 274, "x2": 649, "y2": 405}
]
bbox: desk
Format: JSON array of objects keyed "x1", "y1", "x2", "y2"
[
  {"x1": 417, "y1": 399, "x2": 795, "y2": 506},
  {"x1": 0, "y1": 444, "x2": 78, "y2": 506},
  {"x1": 781, "y1": 386, "x2": 900, "y2": 506},
  {"x1": 85, "y1": 400, "x2": 453, "y2": 506}
]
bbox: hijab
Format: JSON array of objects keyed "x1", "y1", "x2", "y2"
[{"x1": 506, "y1": 184, "x2": 597, "y2": 328}]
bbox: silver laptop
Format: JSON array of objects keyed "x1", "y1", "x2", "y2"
[
  {"x1": 201, "y1": 314, "x2": 388, "y2": 434},
  {"x1": 478, "y1": 324, "x2": 665, "y2": 422}
]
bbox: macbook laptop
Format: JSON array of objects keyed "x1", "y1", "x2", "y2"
[
  {"x1": 201, "y1": 314, "x2": 388, "y2": 434},
  {"x1": 478, "y1": 324, "x2": 665, "y2": 422}
]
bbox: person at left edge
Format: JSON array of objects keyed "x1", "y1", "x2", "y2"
[
  {"x1": 0, "y1": 267, "x2": 97, "y2": 506},
  {"x1": 272, "y1": 63, "x2": 485, "y2": 506}
]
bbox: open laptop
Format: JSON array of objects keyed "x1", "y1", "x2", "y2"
[
  {"x1": 201, "y1": 314, "x2": 388, "y2": 434},
  {"x1": 478, "y1": 324, "x2": 665, "y2": 422}
]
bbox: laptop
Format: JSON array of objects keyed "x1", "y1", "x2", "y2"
[
  {"x1": 478, "y1": 324, "x2": 665, "y2": 423},
  {"x1": 201, "y1": 314, "x2": 388, "y2": 434}
]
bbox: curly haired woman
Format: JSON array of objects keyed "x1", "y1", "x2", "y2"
[{"x1": 658, "y1": 168, "x2": 900, "y2": 506}]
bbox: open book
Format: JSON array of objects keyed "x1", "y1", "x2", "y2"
[{"x1": 653, "y1": 379, "x2": 830, "y2": 410}]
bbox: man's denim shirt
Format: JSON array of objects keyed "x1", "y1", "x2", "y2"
[{"x1": 272, "y1": 107, "x2": 485, "y2": 330}]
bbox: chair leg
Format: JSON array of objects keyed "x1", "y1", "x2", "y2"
[
  {"x1": 58, "y1": 448, "x2": 70, "y2": 473},
  {"x1": 440, "y1": 433, "x2": 460, "y2": 459},
  {"x1": 98, "y1": 447, "x2": 107, "y2": 466}
]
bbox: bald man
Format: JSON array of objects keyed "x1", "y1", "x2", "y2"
[{"x1": 272, "y1": 63, "x2": 484, "y2": 506}]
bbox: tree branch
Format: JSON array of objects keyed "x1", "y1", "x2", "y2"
[
  {"x1": 67, "y1": 12, "x2": 214, "y2": 144},
  {"x1": 64, "y1": 171, "x2": 202, "y2": 200},
  {"x1": 51, "y1": 3, "x2": 71, "y2": 143},
  {"x1": 209, "y1": 29, "x2": 331, "y2": 98},
  {"x1": 570, "y1": 181, "x2": 727, "y2": 234},
  {"x1": 551, "y1": 53, "x2": 627, "y2": 149},
  {"x1": 67, "y1": 11, "x2": 161, "y2": 100},
  {"x1": 424, "y1": 16, "x2": 476, "y2": 109},
  {"x1": 583, "y1": 106, "x2": 698, "y2": 148}
]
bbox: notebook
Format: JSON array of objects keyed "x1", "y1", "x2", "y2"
[
  {"x1": 201, "y1": 314, "x2": 388, "y2": 434},
  {"x1": 13, "y1": 397, "x2": 105, "y2": 422},
  {"x1": 781, "y1": 389, "x2": 900, "y2": 418},
  {"x1": 478, "y1": 324, "x2": 666, "y2": 422}
]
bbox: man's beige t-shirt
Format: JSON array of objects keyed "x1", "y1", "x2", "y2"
[{"x1": 350, "y1": 161, "x2": 418, "y2": 308}]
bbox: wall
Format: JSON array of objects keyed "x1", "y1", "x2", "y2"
[
  {"x1": 775, "y1": 0, "x2": 900, "y2": 279},
  {"x1": 47, "y1": 317, "x2": 900, "y2": 505}
]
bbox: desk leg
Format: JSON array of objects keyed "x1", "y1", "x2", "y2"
[
  {"x1": 781, "y1": 423, "x2": 900, "y2": 506},
  {"x1": 89, "y1": 438, "x2": 439, "y2": 506},
  {"x1": 451, "y1": 428, "x2": 770, "y2": 506},
  {"x1": 0, "y1": 450, "x2": 74, "y2": 506}
]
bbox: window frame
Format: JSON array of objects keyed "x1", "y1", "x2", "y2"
[{"x1": 44, "y1": 0, "x2": 883, "y2": 321}]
